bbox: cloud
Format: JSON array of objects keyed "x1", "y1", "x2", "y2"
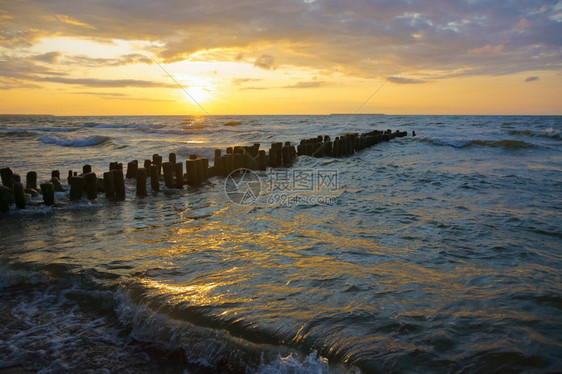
[
  {"x1": 37, "y1": 76, "x2": 174, "y2": 88},
  {"x1": 62, "y1": 53, "x2": 152, "y2": 67},
  {"x1": 33, "y1": 51, "x2": 62, "y2": 64},
  {"x1": 0, "y1": 0, "x2": 561, "y2": 80},
  {"x1": 0, "y1": 55, "x2": 167, "y2": 88},
  {"x1": 254, "y1": 54, "x2": 276, "y2": 70},
  {"x1": 524, "y1": 76, "x2": 539, "y2": 82},
  {"x1": 232, "y1": 78, "x2": 261, "y2": 85},
  {"x1": 283, "y1": 80, "x2": 330, "y2": 88},
  {"x1": 75, "y1": 91, "x2": 173, "y2": 101},
  {"x1": 387, "y1": 76, "x2": 426, "y2": 84}
]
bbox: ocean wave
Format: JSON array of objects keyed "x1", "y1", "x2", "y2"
[
  {"x1": 39, "y1": 134, "x2": 111, "y2": 147},
  {"x1": 0, "y1": 126, "x2": 79, "y2": 133},
  {"x1": 83, "y1": 122, "x2": 164, "y2": 131},
  {"x1": 507, "y1": 128, "x2": 561, "y2": 140},
  {"x1": 224, "y1": 121, "x2": 242, "y2": 126},
  {"x1": 175, "y1": 146, "x2": 217, "y2": 160},
  {"x1": 422, "y1": 137, "x2": 536, "y2": 149}
]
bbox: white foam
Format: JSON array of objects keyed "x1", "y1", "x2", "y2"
[
  {"x1": 39, "y1": 134, "x2": 110, "y2": 147},
  {"x1": 256, "y1": 351, "x2": 331, "y2": 374}
]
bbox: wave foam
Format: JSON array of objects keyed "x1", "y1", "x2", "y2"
[
  {"x1": 39, "y1": 134, "x2": 110, "y2": 147},
  {"x1": 422, "y1": 137, "x2": 535, "y2": 150}
]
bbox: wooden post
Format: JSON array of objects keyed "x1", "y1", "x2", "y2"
[
  {"x1": 186, "y1": 159, "x2": 198, "y2": 186},
  {"x1": 51, "y1": 176, "x2": 64, "y2": 192},
  {"x1": 233, "y1": 153, "x2": 242, "y2": 170},
  {"x1": 200, "y1": 158, "x2": 209, "y2": 180},
  {"x1": 109, "y1": 162, "x2": 122, "y2": 171},
  {"x1": 26, "y1": 171, "x2": 37, "y2": 190},
  {"x1": 222, "y1": 154, "x2": 233, "y2": 176},
  {"x1": 0, "y1": 186, "x2": 11, "y2": 212},
  {"x1": 152, "y1": 154, "x2": 162, "y2": 176},
  {"x1": 103, "y1": 172, "x2": 115, "y2": 200},
  {"x1": 144, "y1": 159, "x2": 152, "y2": 170},
  {"x1": 126, "y1": 160, "x2": 138, "y2": 179},
  {"x1": 84, "y1": 172, "x2": 97, "y2": 200},
  {"x1": 40, "y1": 182, "x2": 55, "y2": 206},
  {"x1": 196, "y1": 158, "x2": 204, "y2": 182},
  {"x1": 0, "y1": 167, "x2": 14, "y2": 189},
  {"x1": 13, "y1": 182, "x2": 25, "y2": 209},
  {"x1": 112, "y1": 169, "x2": 125, "y2": 201},
  {"x1": 214, "y1": 149, "x2": 222, "y2": 177},
  {"x1": 83, "y1": 164, "x2": 92, "y2": 174},
  {"x1": 162, "y1": 162, "x2": 175, "y2": 188},
  {"x1": 149, "y1": 165, "x2": 159, "y2": 192},
  {"x1": 175, "y1": 162, "x2": 183, "y2": 188},
  {"x1": 258, "y1": 150, "x2": 267, "y2": 170},
  {"x1": 69, "y1": 176, "x2": 84, "y2": 201},
  {"x1": 169, "y1": 152, "x2": 176, "y2": 165},
  {"x1": 136, "y1": 167, "x2": 147, "y2": 196}
]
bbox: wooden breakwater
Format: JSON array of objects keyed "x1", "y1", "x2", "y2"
[{"x1": 0, "y1": 129, "x2": 408, "y2": 212}]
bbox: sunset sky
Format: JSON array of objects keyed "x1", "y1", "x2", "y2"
[{"x1": 1, "y1": 0, "x2": 561, "y2": 115}]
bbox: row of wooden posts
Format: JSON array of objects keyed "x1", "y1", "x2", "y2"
[{"x1": 0, "y1": 129, "x2": 408, "y2": 212}]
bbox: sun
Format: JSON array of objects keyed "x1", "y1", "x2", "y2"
[
  {"x1": 186, "y1": 86, "x2": 213, "y2": 103},
  {"x1": 175, "y1": 75, "x2": 216, "y2": 106}
]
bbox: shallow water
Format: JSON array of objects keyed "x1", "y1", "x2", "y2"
[{"x1": 1, "y1": 114, "x2": 561, "y2": 373}]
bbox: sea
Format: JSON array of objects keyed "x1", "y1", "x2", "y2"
[{"x1": 0, "y1": 114, "x2": 561, "y2": 373}]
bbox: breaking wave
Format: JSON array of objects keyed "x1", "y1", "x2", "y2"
[
  {"x1": 39, "y1": 134, "x2": 111, "y2": 147},
  {"x1": 422, "y1": 137, "x2": 536, "y2": 149},
  {"x1": 507, "y1": 127, "x2": 561, "y2": 140}
]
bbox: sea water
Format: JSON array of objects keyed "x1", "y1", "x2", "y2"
[{"x1": 0, "y1": 115, "x2": 561, "y2": 373}]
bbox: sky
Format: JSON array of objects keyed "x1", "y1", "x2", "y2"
[{"x1": 1, "y1": 0, "x2": 561, "y2": 115}]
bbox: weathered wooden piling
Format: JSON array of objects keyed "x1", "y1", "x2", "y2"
[
  {"x1": 51, "y1": 175, "x2": 64, "y2": 192},
  {"x1": 149, "y1": 165, "x2": 159, "y2": 192},
  {"x1": 233, "y1": 153, "x2": 242, "y2": 170},
  {"x1": 200, "y1": 158, "x2": 209, "y2": 180},
  {"x1": 195, "y1": 158, "x2": 205, "y2": 182},
  {"x1": 186, "y1": 159, "x2": 198, "y2": 186},
  {"x1": 214, "y1": 149, "x2": 222, "y2": 177},
  {"x1": 69, "y1": 176, "x2": 85, "y2": 201},
  {"x1": 13, "y1": 182, "x2": 25, "y2": 209},
  {"x1": 126, "y1": 160, "x2": 138, "y2": 179},
  {"x1": 1, "y1": 167, "x2": 14, "y2": 189},
  {"x1": 258, "y1": 150, "x2": 267, "y2": 170},
  {"x1": 40, "y1": 182, "x2": 55, "y2": 206},
  {"x1": 136, "y1": 167, "x2": 147, "y2": 196},
  {"x1": 83, "y1": 164, "x2": 92, "y2": 174},
  {"x1": 84, "y1": 172, "x2": 97, "y2": 200},
  {"x1": 26, "y1": 171, "x2": 37, "y2": 191},
  {"x1": 103, "y1": 172, "x2": 115, "y2": 200},
  {"x1": 162, "y1": 162, "x2": 175, "y2": 188},
  {"x1": 169, "y1": 152, "x2": 176, "y2": 165},
  {"x1": 222, "y1": 154, "x2": 233, "y2": 176},
  {"x1": 152, "y1": 154, "x2": 162, "y2": 176},
  {"x1": 144, "y1": 159, "x2": 152, "y2": 170},
  {"x1": 112, "y1": 169, "x2": 125, "y2": 201},
  {"x1": 0, "y1": 186, "x2": 12, "y2": 212},
  {"x1": 109, "y1": 162, "x2": 123, "y2": 171},
  {"x1": 175, "y1": 162, "x2": 184, "y2": 188}
]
